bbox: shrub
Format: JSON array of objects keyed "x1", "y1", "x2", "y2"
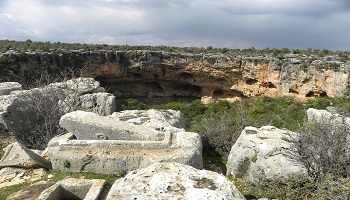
[
  {"x1": 120, "y1": 98, "x2": 149, "y2": 110},
  {"x1": 233, "y1": 175, "x2": 316, "y2": 200},
  {"x1": 202, "y1": 112, "x2": 240, "y2": 156},
  {"x1": 292, "y1": 116, "x2": 350, "y2": 182}
]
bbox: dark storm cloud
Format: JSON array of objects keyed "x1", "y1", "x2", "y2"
[{"x1": 0, "y1": 0, "x2": 349, "y2": 50}]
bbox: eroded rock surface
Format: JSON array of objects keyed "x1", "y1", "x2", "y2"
[
  {"x1": 226, "y1": 126, "x2": 308, "y2": 183},
  {"x1": 0, "y1": 78, "x2": 115, "y2": 147},
  {"x1": 307, "y1": 108, "x2": 350, "y2": 126},
  {"x1": 1, "y1": 51, "x2": 349, "y2": 103},
  {"x1": 106, "y1": 162, "x2": 245, "y2": 200},
  {"x1": 59, "y1": 109, "x2": 185, "y2": 140},
  {"x1": 49, "y1": 110, "x2": 202, "y2": 174}
]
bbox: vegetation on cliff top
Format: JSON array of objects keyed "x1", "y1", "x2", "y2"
[{"x1": 1, "y1": 39, "x2": 349, "y2": 60}]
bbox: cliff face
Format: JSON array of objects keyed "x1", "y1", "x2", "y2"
[{"x1": 0, "y1": 50, "x2": 349, "y2": 103}]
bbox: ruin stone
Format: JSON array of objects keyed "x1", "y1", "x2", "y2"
[
  {"x1": 106, "y1": 162, "x2": 245, "y2": 200},
  {"x1": 59, "y1": 109, "x2": 185, "y2": 140},
  {"x1": 0, "y1": 142, "x2": 52, "y2": 170},
  {"x1": 37, "y1": 178, "x2": 106, "y2": 200},
  {"x1": 48, "y1": 110, "x2": 202, "y2": 174},
  {"x1": 226, "y1": 126, "x2": 308, "y2": 183}
]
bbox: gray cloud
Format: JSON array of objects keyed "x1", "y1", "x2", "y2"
[{"x1": 0, "y1": 0, "x2": 349, "y2": 50}]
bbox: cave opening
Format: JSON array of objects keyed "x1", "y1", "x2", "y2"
[
  {"x1": 319, "y1": 91, "x2": 328, "y2": 97},
  {"x1": 267, "y1": 82, "x2": 277, "y2": 89},
  {"x1": 96, "y1": 76, "x2": 203, "y2": 104},
  {"x1": 289, "y1": 89, "x2": 299, "y2": 94},
  {"x1": 213, "y1": 90, "x2": 224, "y2": 98},
  {"x1": 246, "y1": 79, "x2": 258, "y2": 85},
  {"x1": 306, "y1": 91, "x2": 315, "y2": 97}
]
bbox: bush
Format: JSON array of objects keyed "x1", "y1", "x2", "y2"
[
  {"x1": 292, "y1": 116, "x2": 350, "y2": 182},
  {"x1": 235, "y1": 174, "x2": 350, "y2": 199},
  {"x1": 234, "y1": 175, "x2": 316, "y2": 200},
  {"x1": 119, "y1": 98, "x2": 149, "y2": 111},
  {"x1": 202, "y1": 112, "x2": 239, "y2": 156}
]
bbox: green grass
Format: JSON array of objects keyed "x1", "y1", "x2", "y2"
[
  {"x1": 0, "y1": 171, "x2": 122, "y2": 199},
  {"x1": 0, "y1": 149, "x2": 4, "y2": 159},
  {"x1": 203, "y1": 154, "x2": 227, "y2": 174},
  {"x1": 46, "y1": 171, "x2": 121, "y2": 184},
  {"x1": 251, "y1": 151, "x2": 258, "y2": 163},
  {"x1": 0, "y1": 182, "x2": 31, "y2": 200}
]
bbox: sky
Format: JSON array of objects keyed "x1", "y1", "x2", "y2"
[{"x1": 0, "y1": 0, "x2": 350, "y2": 50}]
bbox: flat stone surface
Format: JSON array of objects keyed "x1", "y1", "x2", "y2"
[
  {"x1": 106, "y1": 162, "x2": 245, "y2": 200},
  {"x1": 47, "y1": 131, "x2": 203, "y2": 174},
  {"x1": 59, "y1": 109, "x2": 185, "y2": 140}
]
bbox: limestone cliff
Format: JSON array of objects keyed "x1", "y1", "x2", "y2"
[{"x1": 0, "y1": 50, "x2": 349, "y2": 103}]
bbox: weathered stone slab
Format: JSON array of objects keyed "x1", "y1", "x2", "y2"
[
  {"x1": 106, "y1": 162, "x2": 245, "y2": 200},
  {"x1": 226, "y1": 126, "x2": 308, "y2": 183},
  {"x1": 47, "y1": 131, "x2": 203, "y2": 174},
  {"x1": 0, "y1": 82, "x2": 22, "y2": 95},
  {"x1": 0, "y1": 142, "x2": 52, "y2": 170},
  {"x1": 37, "y1": 178, "x2": 106, "y2": 200},
  {"x1": 59, "y1": 109, "x2": 185, "y2": 140}
]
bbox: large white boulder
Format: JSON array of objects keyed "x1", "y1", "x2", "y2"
[
  {"x1": 226, "y1": 126, "x2": 308, "y2": 183},
  {"x1": 106, "y1": 162, "x2": 245, "y2": 200},
  {"x1": 307, "y1": 107, "x2": 350, "y2": 126},
  {"x1": 0, "y1": 78, "x2": 115, "y2": 147}
]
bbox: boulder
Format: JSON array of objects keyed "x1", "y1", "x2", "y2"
[
  {"x1": 307, "y1": 108, "x2": 350, "y2": 125},
  {"x1": 0, "y1": 142, "x2": 52, "y2": 170},
  {"x1": 78, "y1": 93, "x2": 116, "y2": 116},
  {"x1": 0, "y1": 82, "x2": 22, "y2": 95},
  {"x1": 59, "y1": 109, "x2": 185, "y2": 140},
  {"x1": 106, "y1": 162, "x2": 245, "y2": 200},
  {"x1": 226, "y1": 126, "x2": 308, "y2": 183},
  {"x1": 0, "y1": 78, "x2": 115, "y2": 147}
]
